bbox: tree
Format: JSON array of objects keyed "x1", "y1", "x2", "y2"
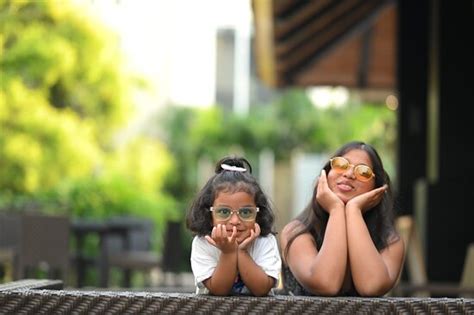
[
  {"x1": 0, "y1": 0, "x2": 133, "y2": 194},
  {"x1": 1, "y1": 1, "x2": 180, "y2": 282}
]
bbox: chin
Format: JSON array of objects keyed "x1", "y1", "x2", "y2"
[
  {"x1": 236, "y1": 235, "x2": 250, "y2": 244},
  {"x1": 336, "y1": 193, "x2": 351, "y2": 204}
]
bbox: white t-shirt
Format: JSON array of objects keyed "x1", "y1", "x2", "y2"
[{"x1": 190, "y1": 234, "x2": 282, "y2": 295}]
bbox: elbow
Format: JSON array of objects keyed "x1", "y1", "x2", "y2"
[
  {"x1": 252, "y1": 289, "x2": 271, "y2": 297},
  {"x1": 207, "y1": 283, "x2": 233, "y2": 296},
  {"x1": 208, "y1": 288, "x2": 231, "y2": 296},
  {"x1": 312, "y1": 284, "x2": 341, "y2": 297},
  {"x1": 249, "y1": 278, "x2": 274, "y2": 297},
  {"x1": 354, "y1": 282, "x2": 391, "y2": 297},
  {"x1": 306, "y1": 277, "x2": 342, "y2": 296}
]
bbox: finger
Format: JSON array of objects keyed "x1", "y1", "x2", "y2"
[
  {"x1": 319, "y1": 169, "x2": 327, "y2": 185},
  {"x1": 249, "y1": 229, "x2": 255, "y2": 241},
  {"x1": 216, "y1": 224, "x2": 223, "y2": 239},
  {"x1": 240, "y1": 231, "x2": 253, "y2": 249},
  {"x1": 254, "y1": 223, "x2": 261, "y2": 236},
  {"x1": 220, "y1": 224, "x2": 227, "y2": 239},
  {"x1": 211, "y1": 226, "x2": 217, "y2": 239},
  {"x1": 316, "y1": 171, "x2": 325, "y2": 195},
  {"x1": 229, "y1": 225, "x2": 237, "y2": 242},
  {"x1": 319, "y1": 170, "x2": 330, "y2": 192},
  {"x1": 376, "y1": 185, "x2": 387, "y2": 193},
  {"x1": 221, "y1": 224, "x2": 228, "y2": 238}
]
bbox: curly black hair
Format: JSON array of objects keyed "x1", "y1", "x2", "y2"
[{"x1": 186, "y1": 155, "x2": 276, "y2": 236}]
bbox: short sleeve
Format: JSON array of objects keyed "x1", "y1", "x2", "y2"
[
  {"x1": 190, "y1": 236, "x2": 220, "y2": 287},
  {"x1": 251, "y1": 235, "x2": 282, "y2": 285}
]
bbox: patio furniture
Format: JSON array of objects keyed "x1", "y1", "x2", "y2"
[
  {"x1": 71, "y1": 216, "x2": 161, "y2": 288},
  {"x1": 0, "y1": 213, "x2": 70, "y2": 283},
  {"x1": 106, "y1": 217, "x2": 161, "y2": 288},
  {"x1": 393, "y1": 216, "x2": 474, "y2": 298},
  {"x1": 0, "y1": 279, "x2": 473, "y2": 314}
]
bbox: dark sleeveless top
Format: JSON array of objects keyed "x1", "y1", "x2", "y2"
[{"x1": 282, "y1": 265, "x2": 359, "y2": 296}]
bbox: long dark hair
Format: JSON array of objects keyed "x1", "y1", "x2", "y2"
[
  {"x1": 284, "y1": 141, "x2": 398, "y2": 260},
  {"x1": 186, "y1": 155, "x2": 275, "y2": 236}
]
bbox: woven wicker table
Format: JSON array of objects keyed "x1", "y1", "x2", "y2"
[{"x1": 1, "y1": 280, "x2": 473, "y2": 314}]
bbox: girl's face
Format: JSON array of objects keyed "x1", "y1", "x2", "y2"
[
  {"x1": 327, "y1": 149, "x2": 376, "y2": 204},
  {"x1": 212, "y1": 190, "x2": 257, "y2": 244}
]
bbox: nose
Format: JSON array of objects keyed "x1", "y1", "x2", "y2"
[
  {"x1": 229, "y1": 211, "x2": 241, "y2": 224},
  {"x1": 343, "y1": 165, "x2": 356, "y2": 179}
]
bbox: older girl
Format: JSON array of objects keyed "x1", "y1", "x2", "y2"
[{"x1": 280, "y1": 141, "x2": 404, "y2": 296}]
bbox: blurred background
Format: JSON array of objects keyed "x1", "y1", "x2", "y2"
[{"x1": 0, "y1": 0, "x2": 472, "y2": 296}]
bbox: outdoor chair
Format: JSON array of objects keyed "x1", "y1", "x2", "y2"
[
  {"x1": 0, "y1": 213, "x2": 70, "y2": 283},
  {"x1": 105, "y1": 216, "x2": 161, "y2": 288},
  {"x1": 393, "y1": 215, "x2": 474, "y2": 297}
]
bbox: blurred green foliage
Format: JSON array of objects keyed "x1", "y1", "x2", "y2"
[
  {"x1": 0, "y1": 0, "x2": 397, "y2": 284},
  {"x1": 0, "y1": 0, "x2": 177, "y2": 282},
  {"x1": 158, "y1": 89, "x2": 397, "y2": 214}
]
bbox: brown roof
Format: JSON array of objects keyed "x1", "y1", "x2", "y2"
[{"x1": 252, "y1": 0, "x2": 396, "y2": 89}]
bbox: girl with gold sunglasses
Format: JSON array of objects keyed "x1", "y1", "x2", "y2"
[{"x1": 280, "y1": 141, "x2": 404, "y2": 297}]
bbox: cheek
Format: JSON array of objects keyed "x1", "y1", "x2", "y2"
[
  {"x1": 326, "y1": 172, "x2": 338, "y2": 190},
  {"x1": 236, "y1": 221, "x2": 254, "y2": 238},
  {"x1": 241, "y1": 221, "x2": 255, "y2": 232},
  {"x1": 358, "y1": 182, "x2": 375, "y2": 194}
]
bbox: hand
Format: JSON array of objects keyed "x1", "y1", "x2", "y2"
[
  {"x1": 205, "y1": 224, "x2": 238, "y2": 253},
  {"x1": 238, "y1": 223, "x2": 261, "y2": 251},
  {"x1": 316, "y1": 169, "x2": 344, "y2": 213},
  {"x1": 346, "y1": 184, "x2": 387, "y2": 213}
]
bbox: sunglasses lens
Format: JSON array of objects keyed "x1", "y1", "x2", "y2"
[
  {"x1": 330, "y1": 157, "x2": 374, "y2": 182},
  {"x1": 331, "y1": 157, "x2": 349, "y2": 172},
  {"x1": 355, "y1": 165, "x2": 374, "y2": 181}
]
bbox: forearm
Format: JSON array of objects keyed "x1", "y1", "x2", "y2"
[
  {"x1": 204, "y1": 251, "x2": 238, "y2": 295},
  {"x1": 345, "y1": 207, "x2": 392, "y2": 295},
  {"x1": 237, "y1": 249, "x2": 274, "y2": 296},
  {"x1": 307, "y1": 208, "x2": 348, "y2": 294}
]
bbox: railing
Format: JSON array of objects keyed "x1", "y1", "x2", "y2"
[{"x1": 0, "y1": 280, "x2": 473, "y2": 314}]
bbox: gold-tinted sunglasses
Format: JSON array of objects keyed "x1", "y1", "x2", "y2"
[{"x1": 329, "y1": 156, "x2": 375, "y2": 182}]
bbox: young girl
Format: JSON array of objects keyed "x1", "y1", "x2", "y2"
[
  {"x1": 280, "y1": 141, "x2": 404, "y2": 296},
  {"x1": 186, "y1": 156, "x2": 281, "y2": 296}
]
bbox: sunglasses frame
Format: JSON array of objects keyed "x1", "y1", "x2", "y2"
[
  {"x1": 209, "y1": 206, "x2": 259, "y2": 221},
  {"x1": 329, "y1": 156, "x2": 375, "y2": 182}
]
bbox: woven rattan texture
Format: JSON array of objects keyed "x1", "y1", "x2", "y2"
[{"x1": 1, "y1": 290, "x2": 473, "y2": 315}]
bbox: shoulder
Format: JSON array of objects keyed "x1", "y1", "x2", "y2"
[
  {"x1": 280, "y1": 220, "x2": 304, "y2": 244},
  {"x1": 192, "y1": 236, "x2": 212, "y2": 251},
  {"x1": 191, "y1": 236, "x2": 220, "y2": 258},
  {"x1": 384, "y1": 233, "x2": 405, "y2": 253},
  {"x1": 192, "y1": 235, "x2": 206, "y2": 245}
]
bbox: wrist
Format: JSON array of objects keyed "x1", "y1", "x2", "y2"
[
  {"x1": 345, "y1": 205, "x2": 362, "y2": 215},
  {"x1": 237, "y1": 246, "x2": 249, "y2": 253},
  {"x1": 329, "y1": 205, "x2": 345, "y2": 215},
  {"x1": 220, "y1": 247, "x2": 238, "y2": 255}
]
